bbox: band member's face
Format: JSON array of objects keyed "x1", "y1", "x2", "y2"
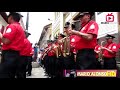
[
  {"x1": 58, "y1": 36, "x2": 62, "y2": 40},
  {"x1": 57, "y1": 36, "x2": 63, "y2": 44},
  {"x1": 64, "y1": 27, "x2": 71, "y2": 34},
  {"x1": 65, "y1": 27, "x2": 70, "y2": 31},
  {"x1": 107, "y1": 38, "x2": 113, "y2": 43},
  {"x1": 8, "y1": 16, "x2": 13, "y2": 24},
  {"x1": 80, "y1": 14, "x2": 90, "y2": 23}
]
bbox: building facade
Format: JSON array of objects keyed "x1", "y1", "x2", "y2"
[
  {"x1": 52, "y1": 12, "x2": 94, "y2": 37},
  {"x1": 38, "y1": 23, "x2": 52, "y2": 49},
  {"x1": 52, "y1": 12, "x2": 81, "y2": 39},
  {"x1": 0, "y1": 12, "x2": 8, "y2": 34}
]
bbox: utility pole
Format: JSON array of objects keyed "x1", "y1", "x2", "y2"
[{"x1": 26, "y1": 12, "x2": 29, "y2": 32}]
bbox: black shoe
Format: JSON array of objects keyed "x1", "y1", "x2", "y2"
[{"x1": 27, "y1": 73, "x2": 31, "y2": 76}]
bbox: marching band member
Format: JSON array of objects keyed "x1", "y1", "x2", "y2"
[
  {"x1": 52, "y1": 37, "x2": 62, "y2": 77},
  {"x1": 0, "y1": 12, "x2": 25, "y2": 78},
  {"x1": 41, "y1": 40, "x2": 52, "y2": 77},
  {"x1": 101, "y1": 34, "x2": 118, "y2": 69},
  {"x1": 62, "y1": 22, "x2": 79, "y2": 77},
  {"x1": 64, "y1": 23, "x2": 78, "y2": 69},
  {"x1": 69, "y1": 23, "x2": 78, "y2": 70},
  {"x1": 26, "y1": 43, "x2": 34, "y2": 76},
  {"x1": 94, "y1": 39, "x2": 102, "y2": 69},
  {"x1": 47, "y1": 40, "x2": 57, "y2": 78},
  {"x1": 67, "y1": 12, "x2": 99, "y2": 70},
  {"x1": 18, "y1": 34, "x2": 32, "y2": 78},
  {"x1": 57, "y1": 33, "x2": 66, "y2": 77}
]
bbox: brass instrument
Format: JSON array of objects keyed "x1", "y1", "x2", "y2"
[
  {"x1": 63, "y1": 37, "x2": 67, "y2": 57},
  {"x1": 57, "y1": 35, "x2": 71, "y2": 57},
  {"x1": 52, "y1": 43, "x2": 60, "y2": 58},
  {"x1": 41, "y1": 45, "x2": 52, "y2": 60},
  {"x1": 48, "y1": 40, "x2": 63, "y2": 58},
  {"x1": 63, "y1": 35, "x2": 71, "y2": 57},
  {"x1": 57, "y1": 37, "x2": 67, "y2": 57},
  {"x1": 62, "y1": 25, "x2": 72, "y2": 57},
  {"x1": 98, "y1": 41, "x2": 105, "y2": 62}
]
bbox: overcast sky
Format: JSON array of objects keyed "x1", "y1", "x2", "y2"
[{"x1": 20, "y1": 12, "x2": 54, "y2": 45}]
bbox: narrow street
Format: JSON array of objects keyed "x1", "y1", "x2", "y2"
[{"x1": 0, "y1": 12, "x2": 120, "y2": 78}]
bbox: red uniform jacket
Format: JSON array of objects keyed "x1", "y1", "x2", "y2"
[
  {"x1": 2, "y1": 22, "x2": 25, "y2": 51},
  {"x1": 103, "y1": 42, "x2": 118, "y2": 58},
  {"x1": 70, "y1": 35, "x2": 78, "y2": 54},
  {"x1": 20, "y1": 38, "x2": 32, "y2": 56},
  {"x1": 30, "y1": 48, "x2": 34, "y2": 56},
  {"x1": 75, "y1": 20, "x2": 99, "y2": 50},
  {"x1": 47, "y1": 44, "x2": 56, "y2": 56},
  {"x1": 94, "y1": 44, "x2": 101, "y2": 58}
]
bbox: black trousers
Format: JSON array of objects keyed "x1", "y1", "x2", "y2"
[
  {"x1": 44, "y1": 55, "x2": 49, "y2": 74},
  {"x1": 26, "y1": 56, "x2": 32, "y2": 75},
  {"x1": 70, "y1": 52, "x2": 76, "y2": 70},
  {"x1": 16, "y1": 56, "x2": 28, "y2": 78},
  {"x1": 47, "y1": 55, "x2": 56, "y2": 77},
  {"x1": 76, "y1": 49, "x2": 97, "y2": 70},
  {"x1": 55, "y1": 56, "x2": 64, "y2": 77},
  {"x1": 103, "y1": 57, "x2": 116, "y2": 69},
  {"x1": 96, "y1": 58, "x2": 102, "y2": 69},
  {"x1": 63, "y1": 54, "x2": 75, "y2": 70},
  {"x1": 0, "y1": 50, "x2": 19, "y2": 78}
]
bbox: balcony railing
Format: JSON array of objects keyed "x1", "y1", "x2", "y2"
[{"x1": 52, "y1": 15, "x2": 60, "y2": 32}]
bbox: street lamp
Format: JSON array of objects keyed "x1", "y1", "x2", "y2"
[{"x1": 48, "y1": 18, "x2": 53, "y2": 21}]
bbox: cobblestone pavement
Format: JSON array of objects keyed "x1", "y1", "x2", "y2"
[{"x1": 26, "y1": 67, "x2": 47, "y2": 78}]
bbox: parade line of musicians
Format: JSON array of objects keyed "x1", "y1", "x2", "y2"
[{"x1": 0, "y1": 12, "x2": 119, "y2": 78}]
